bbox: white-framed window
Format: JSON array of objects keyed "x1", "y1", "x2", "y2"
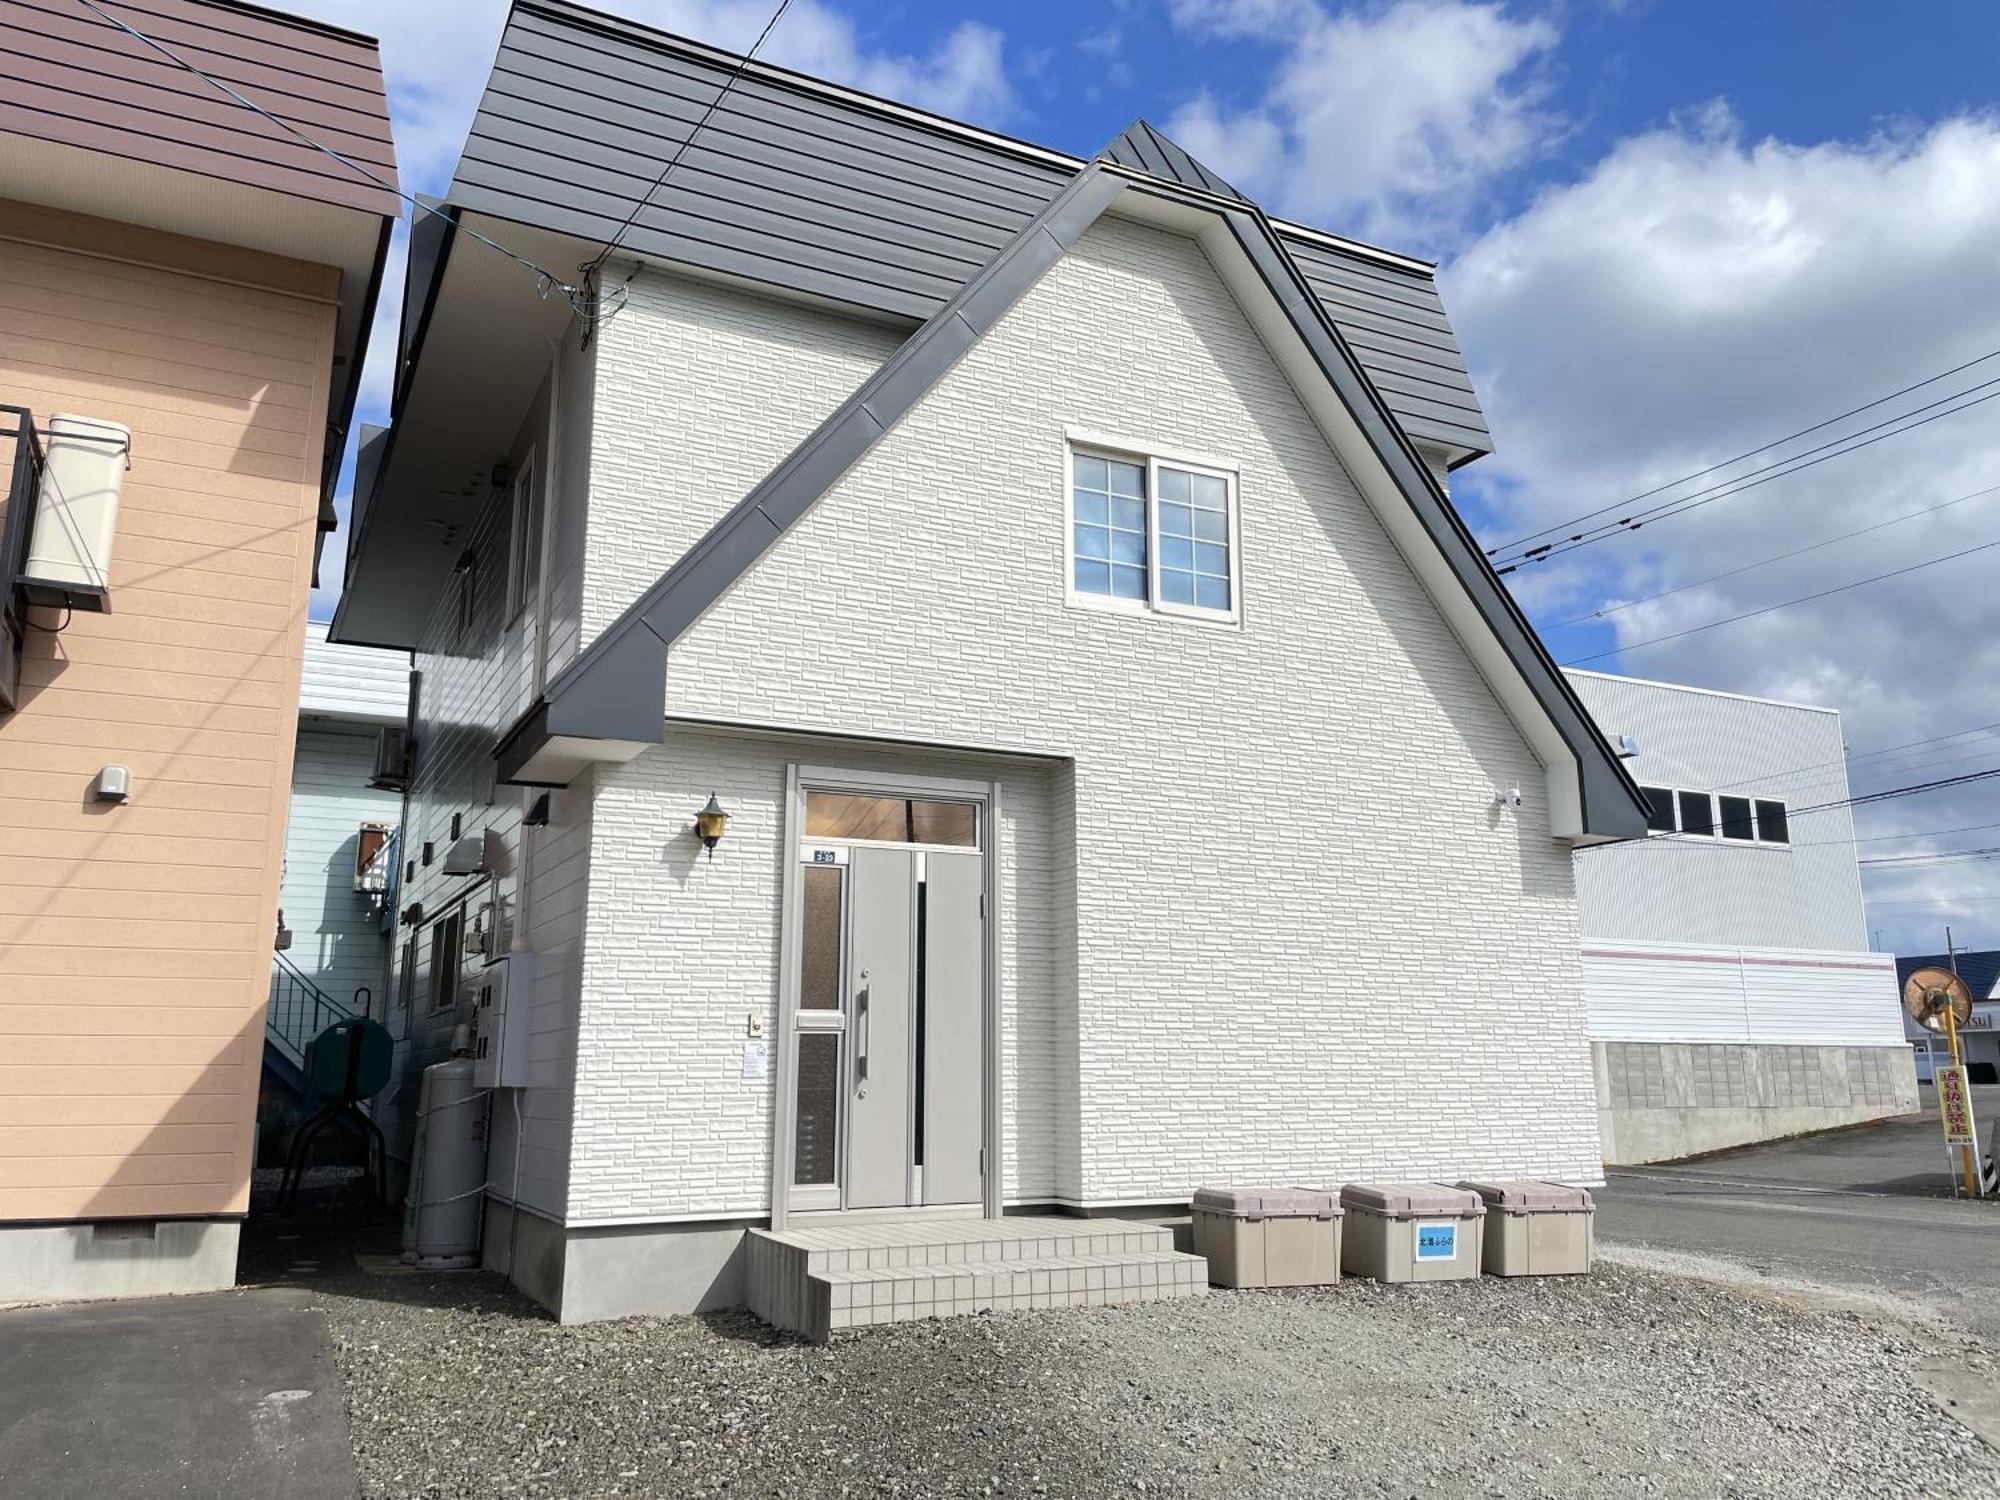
[
  {"x1": 505, "y1": 447, "x2": 542, "y2": 625},
  {"x1": 1638, "y1": 784, "x2": 1790, "y2": 845},
  {"x1": 1065, "y1": 435, "x2": 1240, "y2": 623}
]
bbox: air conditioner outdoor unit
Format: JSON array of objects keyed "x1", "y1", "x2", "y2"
[{"x1": 370, "y1": 727, "x2": 411, "y2": 790}]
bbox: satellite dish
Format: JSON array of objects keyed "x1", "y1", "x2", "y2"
[{"x1": 1903, "y1": 966, "x2": 1974, "y2": 1033}]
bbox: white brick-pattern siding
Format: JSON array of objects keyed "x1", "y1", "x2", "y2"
[
  {"x1": 583, "y1": 269, "x2": 902, "y2": 648},
  {"x1": 570, "y1": 210, "x2": 1602, "y2": 1214}
]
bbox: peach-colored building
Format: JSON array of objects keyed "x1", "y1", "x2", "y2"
[{"x1": 0, "y1": 0, "x2": 395, "y2": 1301}]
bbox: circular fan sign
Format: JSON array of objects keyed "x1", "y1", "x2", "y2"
[{"x1": 1903, "y1": 965, "x2": 1974, "y2": 1033}]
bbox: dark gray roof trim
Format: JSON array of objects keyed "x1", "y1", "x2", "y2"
[
  {"x1": 1209, "y1": 206, "x2": 1645, "y2": 837},
  {"x1": 497, "y1": 136, "x2": 1641, "y2": 837},
  {"x1": 448, "y1": 0, "x2": 1487, "y2": 458},
  {"x1": 1100, "y1": 120, "x2": 1244, "y2": 202},
  {"x1": 494, "y1": 163, "x2": 1127, "y2": 782}
]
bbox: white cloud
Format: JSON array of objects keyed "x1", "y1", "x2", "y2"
[
  {"x1": 1165, "y1": 0, "x2": 1560, "y2": 245},
  {"x1": 1444, "y1": 110, "x2": 2000, "y2": 948}
]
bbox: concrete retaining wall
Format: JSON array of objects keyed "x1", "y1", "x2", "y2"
[{"x1": 1595, "y1": 1041, "x2": 1919, "y2": 1163}]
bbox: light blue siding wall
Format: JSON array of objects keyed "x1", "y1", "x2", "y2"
[{"x1": 280, "y1": 724, "x2": 404, "y2": 1013}]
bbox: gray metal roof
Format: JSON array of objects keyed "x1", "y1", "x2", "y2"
[
  {"x1": 449, "y1": 0, "x2": 1489, "y2": 461},
  {"x1": 1100, "y1": 120, "x2": 1246, "y2": 202},
  {"x1": 495, "y1": 142, "x2": 1645, "y2": 840}
]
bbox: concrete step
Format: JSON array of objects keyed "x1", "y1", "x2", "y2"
[
  {"x1": 743, "y1": 1215, "x2": 1206, "y2": 1339},
  {"x1": 813, "y1": 1247, "x2": 1208, "y2": 1335}
]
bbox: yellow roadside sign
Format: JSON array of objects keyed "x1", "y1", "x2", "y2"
[{"x1": 1938, "y1": 1064, "x2": 1977, "y2": 1147}]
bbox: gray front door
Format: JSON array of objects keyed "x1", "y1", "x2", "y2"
[{"x1": 844, "y1": 846, "x2": 984, "y2": 1209}]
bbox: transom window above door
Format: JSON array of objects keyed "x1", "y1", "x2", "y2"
[
  {"x1": 1067, "y1": 439, "x2": 1240, "y2": 622},
  {"x1": 805, "y1": 791, "x2": 979, "y2": 847}
]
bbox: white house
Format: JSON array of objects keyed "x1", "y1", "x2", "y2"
[
  {"x1": 329, "y1": 0, "x2": 1648, "y2": 1328},
  {"x1": 1567, "y1": 671, "x2": 1917, "y2": 1162}
]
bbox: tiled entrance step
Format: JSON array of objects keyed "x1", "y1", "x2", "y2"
[{"x1": 744, "y1": 1214, "x2": 1209, "y2": 1340}]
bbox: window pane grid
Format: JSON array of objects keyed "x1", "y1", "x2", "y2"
[{"x1": 1072, "y1": 454, "x2": 1147, "y2": 602}]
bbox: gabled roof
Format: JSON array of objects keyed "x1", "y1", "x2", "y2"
[
  {"x1": 452, "y1": 0, "x2": 1486, "y2": 458},
  {"x1": 495, "y1": 124, "x2": 1649, "y2": 841},
  {"x1": 1100, "y1": 120, "x2": 1246, "y2": 202},
  {"x1": 339, "y1": 0, "x2": 1492, "y2": 648}
]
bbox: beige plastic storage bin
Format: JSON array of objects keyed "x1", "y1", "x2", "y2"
[
  {"x1": 1191, "y1": 1187, "x2": 1342, "y2": 1288},
  {"x1": 1458, "y1": 1180, "x2": 1594, "y2": 1276},
  {"x1": 1338, "y1": 1183, "x2": 1484, "y2": 1283}
]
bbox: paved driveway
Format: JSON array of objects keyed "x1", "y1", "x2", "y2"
[
  {"x1": 0, "y1": 1288, "x2": 357, "y2": 1500},
  {"x1": 1594, "y1": 1086, "x2": 2000, "y2": 1345}
]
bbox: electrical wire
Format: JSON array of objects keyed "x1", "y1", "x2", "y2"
[
  {"x1": 1547, "y1": 481, "x2": 2000, "y2": 630},
  {"x1": 582, "y1": 0, "x2": 793, "y2": 288},
  {"x1": 1495, "y1": 383, "x2": 2000, "y2": 573},
  {"x1": 1485, "y1": 345, "x2": 2000, "y2": 557},
  {"x1": 1794, "y1": 766, "x2": 2000, "y2": 816},
  {"x1": 1704, "y1": 719, "x2": 2000, "y2": 794},
  {"x1": 1560, "y1": 536, "x2": 2000, "y2": 666},
  {"x1": 73, "y1": 0, "x2": 605, "y2": 321}
]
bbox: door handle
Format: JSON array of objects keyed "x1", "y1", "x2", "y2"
[{"x1": 855, "y1": 971, "x2": 870, "y2": 1085}]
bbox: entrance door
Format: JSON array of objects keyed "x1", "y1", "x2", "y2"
[
  {"x1": 785, "y1": 786, "x2": 986, "y2": 1214},
  {"x1": 845, "y1": 847, "x2": 983, "y2": 1208}
]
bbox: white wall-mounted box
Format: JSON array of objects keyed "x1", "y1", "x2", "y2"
[
  {"x1": 471, "y1": 952, "x2": 536, "y2": 1089},
  {"x1": 23, "y1": 413, "x2": 130, "y2": 609}
]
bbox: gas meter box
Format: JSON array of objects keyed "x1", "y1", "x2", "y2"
[{"x1": 470, "y1": 953, "x2": 536, "y2": 1088}]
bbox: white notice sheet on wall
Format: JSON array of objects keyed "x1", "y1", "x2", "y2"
[{"x1": 741, "y1": 1039, "x2": 769, "y2": 1082}]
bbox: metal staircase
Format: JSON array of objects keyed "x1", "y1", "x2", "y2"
[{"x1": 265, "y1": 950, "x2": 357, "y2": 1069}]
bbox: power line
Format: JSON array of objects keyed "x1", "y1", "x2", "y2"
[
  {"x1": 1705, "y1": 719, "x2": 2000, "y2": 794},
  {"x1": 584, "y1": 0, "x2": 793, "y2": 286},
  {"x1": 1841, "y1": 819, "x2": 2000, "y2": 847},
  {"x1": 1548, "y1": 481, "x2": 2000, "y2": 630},
  {"x1": 1860, "y1": 847, "x2": 2000, "y2": 867},
  {"x1": 1485, "y1": 345, "x2": 2000, "y2": 557},
  {"x1": 1794, "y1": 766, "x2": 2000, "y2": 816},
  {"x1": 1496, "y1": 383, "x2": 2000, "y2": 573},
  {"x1": 74, "y1": 0, "x2": 604, "y2": 321},
  {"x1": 1560, "y1": 536, "x2": 2000, "y2": 666}
]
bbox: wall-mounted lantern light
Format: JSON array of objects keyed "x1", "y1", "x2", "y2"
[{"x1": 694, "y1": 792, "x2": 731, "y2": 859}]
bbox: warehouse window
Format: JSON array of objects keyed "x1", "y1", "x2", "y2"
[
  {"x1": 1640, "y1": 786, "x2": 1677, "y2": 834},
  {"x1": 1718, "y1": 795, "x2": 1756, "y2": 841},
  {"x1": 1677, "y1": 790, "x2": 1715, "y2": 837},
  {"x1": 1754, "y1": 800, "x2": 1790, "y2": 844}
]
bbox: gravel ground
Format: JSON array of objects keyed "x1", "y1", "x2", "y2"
[{"x1": 291, "y1": 1242, "x2": 1997, "y2": 1500}]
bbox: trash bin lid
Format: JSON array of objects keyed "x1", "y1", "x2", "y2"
[
  {"x1": 1339, "y1": 1182, "x2": 1483, "y2": 1218},
  {"x1": 1192, "y1": 1187, "x2": 1342, "y2": 1220},
  {"x1": 1457, "y1": 1180, "x2": 1594, "y2": 1213}
]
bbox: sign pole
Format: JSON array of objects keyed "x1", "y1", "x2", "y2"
[
  {"x1": 1942, "y1": 1002, "x2": 1982, "y2": 1196},
  {"x1": 1945, "y1": 931, "x2": 1984, "y2": 1196}
]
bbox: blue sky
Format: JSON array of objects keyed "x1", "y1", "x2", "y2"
[{"x1": 294, "y1": 0, "x2": 2000, "y2": 948}]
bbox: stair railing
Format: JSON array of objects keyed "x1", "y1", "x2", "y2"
[{"x1": 266, "y1": 950, "x2": 357, "y2": 1066}]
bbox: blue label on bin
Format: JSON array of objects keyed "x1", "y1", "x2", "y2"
[{"x1": 1415, "y1": 1221, "x2": 1457, "y2": 1261}]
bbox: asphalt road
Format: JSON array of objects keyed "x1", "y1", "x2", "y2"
[
  {"x1": 1594, "y1": 1086, "x2": 2000, "y2": 1345},
  {"x1": 0, "y1": 1289, "x2": 357, "y2": 1500}
]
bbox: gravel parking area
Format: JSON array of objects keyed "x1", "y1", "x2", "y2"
[{"x1": 309, "y1": 1258, "x2": 1996, "y2": 1499}]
